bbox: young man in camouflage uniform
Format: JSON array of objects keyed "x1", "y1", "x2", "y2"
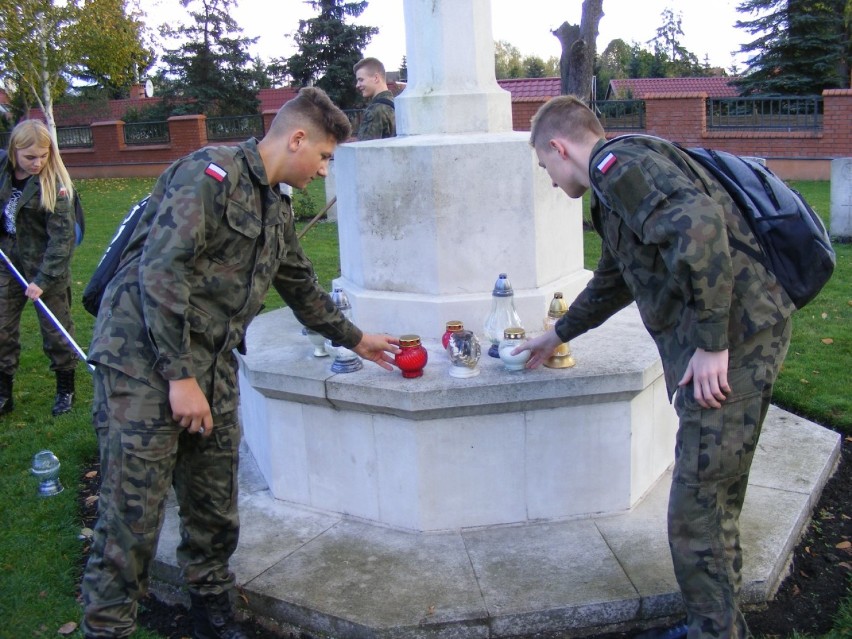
[
  {"x1": 515, "y1": 96, "x2": 795, "y2": 639},
  {"x1": 353, "y1": 57, "x2": 396, "y2": 140},
  {"x1": 80, "y1": 87, "x2": 401, "y2": 639}
]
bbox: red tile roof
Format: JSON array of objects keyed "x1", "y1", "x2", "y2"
[
  {"x1": 607, "y1": 77, "x2": 741, "y2": 99},
  {"x1": 497, "y1": 77, "x2": 561, "y2": 101}
]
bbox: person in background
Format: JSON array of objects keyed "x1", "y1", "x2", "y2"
[
  {"x1": 0, "y1": 119, "x2": 78, "y2": 417},
  {"x1": 514, "y1": 95, "x2": 795, "y2": 639},
  {"x1": 353, "y1": 56, "x2": 396, "y2": 140},
  {"x1": 80, "y1": 87, "x2": 400, "y2": 639}
]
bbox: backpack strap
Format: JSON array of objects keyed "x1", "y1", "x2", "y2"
[{"x1": 373, "y1": 97, "x2": 395, "y2": 109}]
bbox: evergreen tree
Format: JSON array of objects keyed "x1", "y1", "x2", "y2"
[
  {"x1": 158, "y1": 0, "x2": 260, "y2": 116},
  {"x1": 734, "y1": 0, "x2": 849, "y2": 94},
  {"x1": 648, "y1": 8, "x2": 701, "y2": 77},
  {"x1": 282, "y1": 0, "x2": 378, "y2": 109}
]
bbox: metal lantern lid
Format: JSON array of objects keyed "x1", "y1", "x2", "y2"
[
  {"x1": 399, "y1": 334, "x2": 422, "y2": 347},
  {"x1": 491, "y1": 273, "x2": 514, "y2": 297},
  {"x1": 548, "y1": 291, "x2": 568, "y2": 318},
  {"x1": 503, "y1": 326, "x2": 526, "y2": 340},
  {"x1": 331, "y1": 287, "x2": 351, "y2": 311},
  {"x1": 445, "y1": 320, "x2": 463, "y2": 332}
]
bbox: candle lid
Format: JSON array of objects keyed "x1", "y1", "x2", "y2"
[
  {"x1": 503, "y1": 327, "x2": 525, "y2": 340},
  {"x1": 491, "y1": 273, "x2": 514, "y2": 297},
  {"x1": 445, "y1": 320, "x2": 463, "y2": 332},
  {"x1": 548, "y1": 292, "x2": 568, "y2": 317},
  {"x1": 399, "y1": 334, "x2": 422, "y2": 347}
]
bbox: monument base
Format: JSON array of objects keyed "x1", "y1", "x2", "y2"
[
  {"x1": 151, "y1": 405, "x2": 840, "y2": 638},
  {"x1": 236, "y1": 304, "x2": 677, "y2": 532}
]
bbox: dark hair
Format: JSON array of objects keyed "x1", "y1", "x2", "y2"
[
  {"x1": 270, "y1": 87, "x2": 351, "y2": 143},
  {"x1": 529, "y1": 95, "x2": 605, "y2": 149}
]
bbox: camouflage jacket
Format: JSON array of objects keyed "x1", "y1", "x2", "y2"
[
  {"x1": 88, "y1": 138, "x2": 363, "y2": 415},
  {"x1": 555, "y1": 136, "x2": 795, "y2": 397},
  {"x1": 0, "y1": 157, "x2": 75, "y2": 292},
  {"x1": 355, "y1": 90, "x2": 396, "y2": 140}
]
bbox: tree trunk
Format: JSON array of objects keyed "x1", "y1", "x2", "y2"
[{"x1": 553, "y1": 0, "x2": 605, "y2": 102}]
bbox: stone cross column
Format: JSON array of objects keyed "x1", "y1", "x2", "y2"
[
  {"x1": 333, "y1": 0, "x2": 589, "y2": 339},
  {"x1": 396, "y1": 0, "x2": 512, "y2": 135}
]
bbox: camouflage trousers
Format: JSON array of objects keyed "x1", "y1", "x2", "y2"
[
  {"x1": 81, "y1": 365, "x2": 241, "y2": 638},
  {"x1": 0, "y1": 238, "x2": 77, "y2": 374},
  {"x1": 669, "y1": 318, "x2": 791, "y2": 639}
]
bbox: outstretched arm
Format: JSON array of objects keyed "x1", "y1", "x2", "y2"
[{"x1": 352, "y1": 333, "x2": 401, "y2": 371}]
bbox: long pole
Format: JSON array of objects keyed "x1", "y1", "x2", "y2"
[
  {"x1": 297, "y1": 196, "x2": 337, "y2": 240},
  {"x1": 0, "y1": 247, "x2": 94, "y2": 371}
]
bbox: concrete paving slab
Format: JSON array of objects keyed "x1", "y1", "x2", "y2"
[
  {"x1": 463, "y1": 520, "x2": 639, "y2": 636},
  {"x1": 244, "y1": 519, "x2": 489, "y2": 639},
  {"x1": 150, "y1": 407, "x2": 841, "y2": 638}
]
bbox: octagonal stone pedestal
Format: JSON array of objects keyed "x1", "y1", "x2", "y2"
[{"x1": 238, "y1": 304, "x2": 678, "y2": 532}]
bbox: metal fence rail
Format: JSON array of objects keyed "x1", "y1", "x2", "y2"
[
  {"x1": 707, "y1": 96, "x2": 823, "y2": 131},
  {"x1": 57, "y1": 126, "x2": 93, "y2": 148},
  {"x1": 124, "y1": 120, "x2": 170, "y2": 145},
  {"x1": 206, "y1": 114, "x2": 264, "y2": 140},
  {"x1": 592, "y1": 100, "x2": 646, "y2": 130}
]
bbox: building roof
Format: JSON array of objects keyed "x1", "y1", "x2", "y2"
[
  {"x1": 257, "y1": 87, "x2": 299, "y2": 113},
  {"x1": 607, "y1": 77, "x2": 741, "y2": 99},
  {"x1": 497, "y1": 77, "x2": 561, "y2": 101}
]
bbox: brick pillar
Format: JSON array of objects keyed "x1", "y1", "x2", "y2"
[
  {"x1": 643, "y1": 92, "x2": 707, "y2": 146},
  {"x1": 90, "y1": 121, "x2": 127, "y2": 165},
  {"x1": 167, "y1": 115, "x2": 207, "y2": 156}
]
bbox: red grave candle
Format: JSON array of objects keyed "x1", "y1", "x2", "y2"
[{"x1": 395, "y1": 334, "x2": 428, "y2": 378}]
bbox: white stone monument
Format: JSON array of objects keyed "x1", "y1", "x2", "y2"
[
  {"x1": 238, "y1": 0, "x2": 678, "y2": 532},
  {"x1": 830, "y1": 158, "x2": 852, "y2": 240}
]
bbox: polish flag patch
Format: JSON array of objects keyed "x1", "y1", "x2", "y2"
[
  {"x1": 596, "y1": 152, "x2": 617, "y2": 174},
  {"x1": 204, "y1": 163, "x2": 227, "y2": 182}
]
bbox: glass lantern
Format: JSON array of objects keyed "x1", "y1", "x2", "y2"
[
  {"x1": 327, "y1": 287, "x2": 363, "y2": 373},
  {"x1": 483, "y1": 273, "x2": 523, "y2": 358}
]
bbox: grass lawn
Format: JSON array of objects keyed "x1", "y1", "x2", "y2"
[{"x1": 0, "y1": 178, "x2": 847, "y2": 638}]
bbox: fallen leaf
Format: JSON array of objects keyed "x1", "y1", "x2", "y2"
[
  {"x1": 837, "y1": 541, "x2": 851, "y2": 550},
  {"x1": 840, "y1": 562, "x2": 852, "y2": 570},
  {"x1": 79, "y1": 527, "x2": 94, "y2": 539},
  {"x1": 805, "y1": 546, "x2": 811, "y2": 554},
  {"x1": 39, "y1": 590, "x2": 47, "y2": 598},
  {"x1": 821, "y1": 312, "x2": 828, "y2": 319},
  {"x1": 85, "y1": 495, "x2": 99, "y2": 506},
  {"x1": 58, "y1": 621, "x2": 78, "y2": 635},
  {"x1": 799, "y1": 379, "x2": 810, "y2": 385},
  {"x1": 820, "y1": 338, "x2": 834, "y2": 345},
  {"x1": 792, "y1": 584, "x2": 801, "y2": 596},
  {"x1": 85, "y1": 470, "x2": 98, "y2": 479}
]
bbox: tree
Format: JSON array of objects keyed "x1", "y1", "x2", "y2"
[
  {"x1": 648, "y1": 8, "x2": 701, "y2": 77},
  {"x1": 0, "y1": 0, "x2": 76, "y2": 138},
  {"x1": 282, "y1": 0, "x2": 378, "y2": 109},
  {"x1": 553, "y1": 0, "x2": 604, "y2": 100},
  {"x1": 157, "y1": 0, "x2": 260, "y2": 116},
  {"x1": 734, "y1": 0, "x2": 850, "y2": 95},
  {"x1": 71, "y1": 0, "x2": 154, "y2": 98},
  {"x1": 0, "y1": 0, "x2": 150, "y2": 137},
  {"x1": 494, "y1": 40, "x2": 524, "y2": 79}
]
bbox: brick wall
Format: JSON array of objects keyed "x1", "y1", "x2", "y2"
[
  {"x1": 512, "y1": 88, "x2": 851, "y2": 180},
  {"x1": 61, "y1": 89, "x2": 851, "y2": 180}
]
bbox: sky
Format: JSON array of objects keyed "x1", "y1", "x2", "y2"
[{"x1": 148, "y1": 0, "x2": 752, "y2": 74}]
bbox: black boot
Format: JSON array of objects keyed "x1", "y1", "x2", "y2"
[
  {"x1": 52, "y1": 369, "x2": 75, "y2": 417},
  {"x1": 0, "y1": 372, "x2": 13, "y2": 415},
  {"x1": 189, "y1": 592, "x2": 249, "y2": 639}
]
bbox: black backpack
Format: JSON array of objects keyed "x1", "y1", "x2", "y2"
[
  {"x1": 82, "y1": 195, "x2": 150, "y2": 316},
  {"x1": 594, "y1": 135, "x2": 836, "y2": 310}
]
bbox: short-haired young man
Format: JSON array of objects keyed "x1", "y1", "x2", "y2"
[
  {"x1": 80, "y1": 87, "x2": 401, "y2": 639},
  {"x1": 353, "y1": 57, "x2": 396, "y2": 140},
  {"x1": 515, "y1": 95, "x2": 795, "y2": 638}
]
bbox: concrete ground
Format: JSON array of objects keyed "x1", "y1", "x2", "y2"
[{"x1": 152, "y1": 405, "x2": 840, "y2": 639}]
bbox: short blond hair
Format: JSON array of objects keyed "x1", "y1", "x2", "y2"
[
  {"x1": 529, "y1": 95, "x2": 605, "y2": 149},
  {"x1": 353, "y1": 57, "x2": 386, "y2": 80}
]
